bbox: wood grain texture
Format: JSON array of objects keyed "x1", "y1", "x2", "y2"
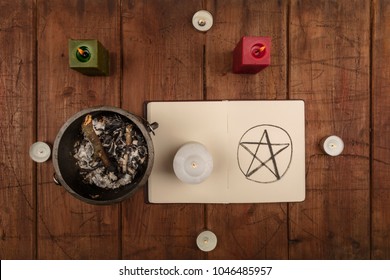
[
  {"x1": 121, "y1": 0, "x2": 205, "y2": 259},
  {"x1": 289, "y1": 0, "x2": 370, "y2": 259},
  {"x1": 0, "y1": 0, "x2": 36, "y2": 259},
  {"x1": 37, "y1": 0, "x2": 121, "y2": 259},
  {"x1": 372, "y1": 0, "x2": 390, "y2": 259},
  {"x1": 205, "y1": 0, "x2": 289, "y2": 259}
]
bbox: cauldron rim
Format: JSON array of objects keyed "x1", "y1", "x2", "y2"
[{"x1": 53, "y1": 106, "x2": 154, "y2": 205}]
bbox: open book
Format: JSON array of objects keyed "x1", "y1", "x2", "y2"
[{"x1": 146, "y1": 100, "x2": 305, "y2": 203}]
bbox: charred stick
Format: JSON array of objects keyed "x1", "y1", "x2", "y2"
[
  {"x1": 121, "y1": 124, "x2": 133, "y2": 173},
  {"x1": 82, "y1": 114, "x2": 112, "y2": 169},
  {"x1": 126, "y1": 124, "x2": 133, "y2": 145},
  {"x1": 121, "y1": 154, "x2": 129, "y2": 174}
]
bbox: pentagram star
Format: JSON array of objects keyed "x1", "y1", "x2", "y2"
[{"x1": 239, "y1": 129, "x2": 290, "y2": 180}]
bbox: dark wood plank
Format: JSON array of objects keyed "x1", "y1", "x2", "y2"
[
  {"x1": 289, "y1": 0, "x2": 370, "y2": 259},
  {"x1": 205, "y1": 0, "x2": 289, "y2": 259},
  {"x1": 37, "y1": 0, "x2": 121, "y2": 259},
  {"x1": 372, "y1": 0, "x2": 390, "y2": 259},
  {"x1": 0, "y1": 0, "x2": 36, "y2": 259},
  {"x1": 121, "y1": 0, "x2": 205, "y2": 259}
]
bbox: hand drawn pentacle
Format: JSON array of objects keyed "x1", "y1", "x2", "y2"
[{"x1": 237, "y1": 125, "x2": 293, "y2": 183}]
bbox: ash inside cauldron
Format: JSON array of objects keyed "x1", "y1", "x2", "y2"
[{"x1": 73, "y1": 114, "x2": 148, "y2": 189}]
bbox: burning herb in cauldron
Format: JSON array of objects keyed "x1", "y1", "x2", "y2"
[{"x1": 73, "y1": 114, "x2": 148, "y2": 189}]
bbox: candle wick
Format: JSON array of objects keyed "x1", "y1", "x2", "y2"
[
  {"x1": 198, "y1": 19, "x2": 206, "y2": 26},
  {"x1": 192, "y1": 162, "x2": 197, "y2": 168}
]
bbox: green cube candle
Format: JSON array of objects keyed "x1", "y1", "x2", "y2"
[{"x1": 69, "y1": 39, "x2": 109, "y2": 76}]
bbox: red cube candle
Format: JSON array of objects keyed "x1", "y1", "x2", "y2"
[{"x1": 232, "y1": 36, "x2": 271, "y2": 74}]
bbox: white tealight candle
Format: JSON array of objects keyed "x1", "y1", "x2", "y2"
[
  {"x1": 192, "y1": 10, "x2": 213, "y2": 32},
  {"x1": 29, "y1": 142, "x2": 51, "y2": 162},
  {"x1": 320, "y1": 135, "x2": 344, "y2": 156},
  {"x1": 173, "y1": 142, "x2": 213, "y2": 184},
  {"x1": 196, "y1": 230, "x2": 217, "y2": 252}
]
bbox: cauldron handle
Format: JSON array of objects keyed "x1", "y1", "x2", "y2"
[
  {"x1": 146, "y1": 121, "x2": 159, "y2": 135},
  {"x1": 136, "y1": 114, "x2": 158, "y2": 135},
  {"x1": 53, "y1": 173, "x2": 62, "y2": 186}
]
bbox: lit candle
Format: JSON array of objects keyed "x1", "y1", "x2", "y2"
[
  {"x1": 232, "y1": 36, "x2": 271, "y2": 74},
  {"x1": 29, "y1": 142, "x2": 51, "y2": 162},
  {"x1": 69, "y1": 39, "x2": 109, "y2": 76},
  {"x1": 196, "y1": 230, "x2": 217, "y2": 252},
  {"x1": 173, "y1": 142, "x2": 213, "y2": 184},
  {"x1": 320, "y1": 135, "x2": 344, "y2": 156}
]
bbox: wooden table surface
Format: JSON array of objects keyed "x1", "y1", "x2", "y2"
[{"x1": 0, "y1": 0, "x2": 389, "y2": 260}]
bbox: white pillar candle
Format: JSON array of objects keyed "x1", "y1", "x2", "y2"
[
  {"x1": 173, "y1": 142, "x2": 213, "y2": 184},
  {"x1": 320, "y1": 135, "x2": 344, "y2": 156},
  {"x1": 196, "y1": 230, "x2": 217, "y2": 252},
  {"x1": 29, "y1": 142, "x2": 51, "y2": 162}
]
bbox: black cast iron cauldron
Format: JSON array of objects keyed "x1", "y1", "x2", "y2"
[{"x1": 53, "y1": 106, "x2": 157, "y2": 205}]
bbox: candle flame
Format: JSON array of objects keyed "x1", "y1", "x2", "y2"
[
  {"x1": 259, "y1": 45, "x2": 266, "y2": 53},
  {"x1": 77, "y1": 48, "x2": 85, "y2": 56}
]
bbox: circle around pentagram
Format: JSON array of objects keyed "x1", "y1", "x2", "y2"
[{"x1": 237, "y1": 124, "x2": 293, "y2": 184}]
